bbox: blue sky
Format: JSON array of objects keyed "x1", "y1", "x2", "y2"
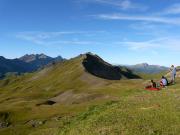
[{"x1": 0, "y1": 0, "x2": 180, "y2": 66}]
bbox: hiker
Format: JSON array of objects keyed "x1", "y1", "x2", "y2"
[
  {"x1": 170, "y1": 65, "x2": 176, "y2": 84},
  {"x1": 160, "y1": 76, "x2": 168, "y2": 87}
]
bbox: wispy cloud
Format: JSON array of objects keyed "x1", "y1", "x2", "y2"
[
  {"x1": 15, "y1": 31, "x2": 104, "y2": 46},
  {"x1": 115, "y1": 38, "x2": 162, "y2": 50},
  {"x1": 130, "y1": 22, "x2": 172, "y2": 31},
  {"x1": 93, "y1": 13, "x2": 180, "y2": 25},
  {"x1": 16, "y1": 31, "x2": 106, "y2": 39},
  {"x1": 115, "y1": 37, "x2": 180, "y2": 52},
  {"x1": 79, "y1": 0, "x2": 147, "y2": 11},
  {"x1": 161, "y1": 3, "x2": 180, "y2": 15}
]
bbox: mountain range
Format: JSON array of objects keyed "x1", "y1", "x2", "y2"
[
  {"x1": 0, "y1": 53, "x2": 140, "y2": 134},
  {"x1": 0, "y1": 53, "x2": 179, "y2": 135},
  {"x1": 0, "y1": 53, "x2": 169, "y2": 78},
  {"x1": 126, "y1": 63, "x2": 168, "y2": 74},
  {"x1": 0, "y1": 54, "x2": 64, "y2": 78}
]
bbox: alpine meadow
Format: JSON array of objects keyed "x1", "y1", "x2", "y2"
[{"x1": 0, "y1": 0, "x2": 180, "y2": 135}]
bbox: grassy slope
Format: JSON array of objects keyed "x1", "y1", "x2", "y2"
[
  {"x1": 0, "y1": 55, "x2": 179, "y2": 135},
  {"x1": 0, "y1": 55, "x2": 140, "y2": 135},
  {"x1": 0, "y1": 55, "x2": 89, "y2": 135},
  {"x1": 57, "y1": 78, "x2": 180, "y2": 135}
]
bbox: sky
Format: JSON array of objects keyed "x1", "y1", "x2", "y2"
[{"x1": 0, "y1": 0, "x2": 180, "y2": 66}]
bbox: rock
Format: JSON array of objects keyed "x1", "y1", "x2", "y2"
[
  {"x1": 0, "y1": 122, "x2": 10, "y2": 128},
  {"x1": 82, "y1": 53, "x2": 140, "y2": 80},
  {"x1": 26, "y1": 120, "x2": 46, "y2": 128}
]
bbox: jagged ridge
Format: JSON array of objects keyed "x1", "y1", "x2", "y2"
[{"x1": 82, "y1": 53, "x2": 140, "y2": 80}]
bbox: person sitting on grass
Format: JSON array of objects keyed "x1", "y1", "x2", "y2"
[
  {"x1": 151, "y1": 80, "x2": 157, "y2": 88},
  {"x1": 160, "y1": 76, "x2": 168, "y2": 87},
  {"x1": 146, "y1": 80, "x2": 157, "y2": 89}
]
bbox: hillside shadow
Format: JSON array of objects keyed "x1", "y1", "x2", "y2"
[
  {"x1": 82, "y1": 53, "x2": 141, "y2": 80},
  {"x1": 120, "y1": 68, "x2": 141, "y2": 79}
]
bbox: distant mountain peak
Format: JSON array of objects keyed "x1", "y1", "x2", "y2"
[
  {"x1": 0, "y1": 54, "x2": 65, "y2": 78},
  {"x1": 55, "y1": 55, "x2": 63, "y2": 60},
  {"x1": 0, "y1": 56, "x2": 5, "y2": 60},
  {"x1": 19, "y1": 54, "x2": 51, "y2": 62},
  {"x1": 38, "y1": 53, "x2": 49, "y2": 59},
  {"x1": 127, "y1": 63, "x2": 168, "y2": 74},
  {"x1": 136, "y1": 63, "x2": 149, "y2": 67}
]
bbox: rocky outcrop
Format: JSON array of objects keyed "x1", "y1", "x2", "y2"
[
  {"x1": 0, "y1": 112, "x2": 11, "y2": 129},
  {"x1": 82, "y1": 53, "x2": 140, "y2": 80}
]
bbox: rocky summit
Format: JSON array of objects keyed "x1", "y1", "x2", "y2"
[{"x1": 83, "y1": 53, "x2": 140, "y2": 80}]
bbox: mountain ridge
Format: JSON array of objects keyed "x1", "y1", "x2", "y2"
[
  {"x1": 0, "y1": 53, "x2": 171, "y2": 78},
  {"x1": 0, "y1": 54, "x2": 65, "y2": 78},
  {"x1": 0, "y1": 53, "x2": 179, "y2": 135},
  {"x1": 19, "y1": 53, "x2": 53, "y2": 62},
  {"x1": 126, "y1": 63, "x2": 168, "y2": 74},
  {"x1": 83, "y1": 53, "x2": 140, "y2": 80}
]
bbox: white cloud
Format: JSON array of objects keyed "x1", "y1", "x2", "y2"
[
  {"x1": 79, "y1": 0, "x2": 147, "y2": 11},
  {"x1": 46, "y1": 40, "x2": 101, "y2": 45},
  {"x1": 93, "y1": 13, "x2": 180, "y2": 25},
  {"x1": 116, "y1": 39, "x2": 161, "y2": 50},
  {"x1": 16, "y1": 31, "x2": 105, "y2": 39},
  {"x1": 15, "y1": 31, "x2": 104, "y2": 46},
  {"x1": 115, "y1": 37, "x2": 180, "y2": 52},
  {"x1": 95, "y1": 0, "x2": 133, "y2": 10},
  {"x1": 161, "y1": 3, "x2": 180, "y2": 15}
]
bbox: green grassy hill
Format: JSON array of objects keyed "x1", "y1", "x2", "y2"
[{"x1": 0, "y1": 53, "x2": 179, "y2": 135}]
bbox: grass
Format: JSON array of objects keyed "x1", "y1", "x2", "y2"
[
  {"x1": 0, "y1": 55, "x2": 179, "y2": 135},
  {"x1": 58, "y1": 79, "x2": 180, "y2": 135}
]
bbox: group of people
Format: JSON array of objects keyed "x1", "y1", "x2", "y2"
[{"x1": 146, "y1": 65, "x2": 177, "y2": 89}]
